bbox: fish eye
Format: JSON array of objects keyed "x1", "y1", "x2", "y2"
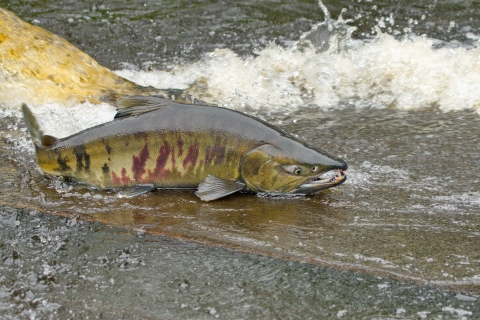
[
  {"x1": 312, "y1": 166, "x2": 318, "y2": 172},
  {"x1": 283, "y1": 165, "x2": 302, "y2": 175}
]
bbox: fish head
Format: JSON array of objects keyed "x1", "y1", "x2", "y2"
[{"x1": 240, "y1": 143, "x2": 347, "y2": 194}]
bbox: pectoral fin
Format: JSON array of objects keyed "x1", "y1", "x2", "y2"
[
  {"x1": 117, "y1": 184, "x2": 156, "y2": 198},
  {"x1": 195, "y1": 175, "x2": 246, "y2": 201}
]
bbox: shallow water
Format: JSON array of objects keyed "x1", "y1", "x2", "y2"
[
  {"x1": 1, "y1": 0, "x2": 480, "y2": 318},
  {"x1": 3, "y1": 207, "x2": 479, "y2": 319},
  {"x1": 2, "y1": 106, "x2": 479, "y2": 287}
]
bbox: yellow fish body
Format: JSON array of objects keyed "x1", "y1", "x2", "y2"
[{"x1": 23, "y1": 96, "x2": 347, "y2": 201}]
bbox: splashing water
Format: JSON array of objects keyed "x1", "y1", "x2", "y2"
[
  {"x1": 1, "y1": 0, "x2": 479, "y2": 140},
  {"x1": 292, "y1": 2, "x2": 359, "y2": 53},
  {"x1": 1, "y1": 0, "x2": 480, "y2": 297},
  {"x1": 111, "y1": 1, "x2": 480, "y2": 117}
]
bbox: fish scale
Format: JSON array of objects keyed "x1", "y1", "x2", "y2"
[{"x1": 23, "y1": 96, "x2": 347, "y2": 201}]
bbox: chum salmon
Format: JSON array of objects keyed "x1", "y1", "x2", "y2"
[{"x1": 22, "y1": 96, "x2": 347, "y2": 201}]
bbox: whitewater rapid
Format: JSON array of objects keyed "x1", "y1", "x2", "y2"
[
  {"x1": 2, "y1": 2, "x2": 480, "y2": 139},
  {"x1": 116, "y1": 32, "x2": 480, "y2": 114}
]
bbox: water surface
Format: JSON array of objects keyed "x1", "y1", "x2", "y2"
[{"x1": 1, "y1": 0, "x2": 480, "y2": 318}]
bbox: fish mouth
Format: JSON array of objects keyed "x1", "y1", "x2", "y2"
[{"x1": 290, "y1": 169, "x2": 347, "y2": 194}]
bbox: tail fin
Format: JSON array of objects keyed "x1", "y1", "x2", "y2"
[
  {"x1": 22, "y1": 104, "x2": 44, "y2": 147},
  {"x1": 22, "y1": 104, "x2": 59, "y2": 148}
]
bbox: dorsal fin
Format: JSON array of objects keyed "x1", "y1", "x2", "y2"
[
  {"x1": 41, "y1": 135, "x2": 58, "y2": 147},
  {"x1": 114, "y1": 95, "x2": 171, "y2": 119}
]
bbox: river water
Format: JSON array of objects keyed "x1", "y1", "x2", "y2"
[{"x1": 1, "y1": 0, "x2": 480, "y2": 318}]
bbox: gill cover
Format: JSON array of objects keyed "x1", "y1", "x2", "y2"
[
  {"x1": 240, "y1": 144, "x2": 347, "y2": 194},
  {"x1": 240, "y1": 144, "x2": 296, "y2": 192}
]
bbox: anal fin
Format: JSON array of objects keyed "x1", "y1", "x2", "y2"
[
  {"x1": 195, "y1": 175, "x2": 245, "y2": 202},
  {"x1": 118, "y1": 184, "x2": 156, "y2": 198}
]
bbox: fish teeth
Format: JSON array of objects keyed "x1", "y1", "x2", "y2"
[
  {"x1": 311, "y1": 169, "x2": 346, "y2": 184},
  {"x1": 330, "y1": 170, "x2": 347, "y2": 183}
]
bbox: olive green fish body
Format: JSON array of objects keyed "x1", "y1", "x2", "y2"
[
  {"x1": 34, "y1": 105, "x2": 264, "y2": 188},
  {"x1": 23, "y1": 97, "x2": 348, "y2": 201}
]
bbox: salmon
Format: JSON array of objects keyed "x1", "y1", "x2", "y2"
[{"x1": 22, "y1": 96, "x2": 347, "y2": 201}]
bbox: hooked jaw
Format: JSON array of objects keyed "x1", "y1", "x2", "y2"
[{"x1": 290, "y1": 160, "x2": 348, "y2": 194}]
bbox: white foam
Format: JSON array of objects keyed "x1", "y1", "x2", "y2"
[
  {"x1": 0, "y1": 107, "x2": 22, "y2": 119},
  {"x1": 442, "y1": 306, "x2": 473, "y2": 317},
  {"x1": 116, "y1": 32, "x2": 480, "y2": 114},
  {"x1": 433, "y1": 192, "x2": 480, "y2": 205},
  {"x1": 2, "y1": 1, "x2": 480, "y2": 134},
  {"x1": 29, "y1": 102, "x2": 116, "y2": 138},
  {"x1": 353, "y1": 254, "x2": 397, "y2": 268}
]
